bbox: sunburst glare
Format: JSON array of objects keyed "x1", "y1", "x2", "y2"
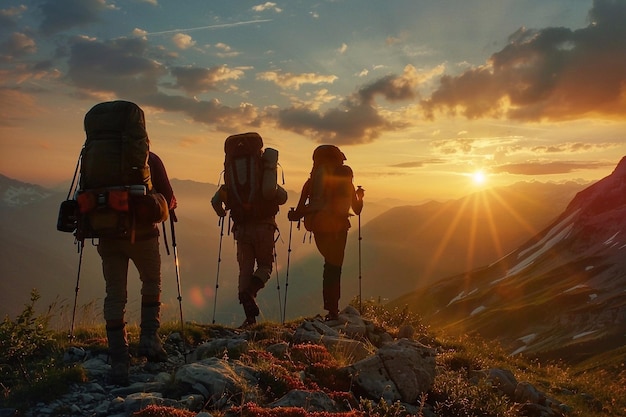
[{"x1": 472, "y1": 170, "x2": 487, "y2": 185}]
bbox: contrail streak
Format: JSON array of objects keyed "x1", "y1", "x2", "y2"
[{"x1": 143, "y1": 19, "x2": 272, "y2": 36}]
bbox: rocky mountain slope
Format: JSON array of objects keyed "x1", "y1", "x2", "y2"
[{"x1": 391, "y1": 157, "x2": 626, "y2": 365}]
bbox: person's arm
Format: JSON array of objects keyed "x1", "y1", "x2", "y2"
[
  {"x1": 148, "y1": 152, "x2": 175, "y2": 208},
  {"x1": 352, "y1": 185, "x2": 364, "y2": 216},
  {"x1": 211, "y1": 185, "x2": 228, "y2": 217},
  {"x1": 288, "y1": 179, "x2": 311, "y2": 221}
]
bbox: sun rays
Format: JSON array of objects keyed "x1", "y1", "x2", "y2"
[{"x1": 420, "y1": 185, "x2": 543, "y2": 288}]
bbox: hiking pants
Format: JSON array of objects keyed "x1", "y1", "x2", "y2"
[
  {"x1": 97, "y1": 237, "x2": 162, "y2": 322},
  {"x1": 234, "y1": 222, "x2": 275, "y2": 295},
  {"x1": 313, "y1": 230, "x2": 348, "y2": 312}
]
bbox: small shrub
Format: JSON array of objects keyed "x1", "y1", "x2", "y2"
[
  {"x1": 133, "y1": 404, "x2": 197, "y2": 416},
  {"x1": 0, "y1": 289, "x2": 58, "y2": 389}
]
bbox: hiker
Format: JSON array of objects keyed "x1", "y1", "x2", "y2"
[
  {"x1": 211, "y1": 132, "x2": 287, "y2": 327},
  {"x1": 98, "y1": 151, "x2": 176, "y2": 383},
  {"x1": 77, "y1": 101, "x2": 176, "y2": 386},
  {"x1": 288, "y1": 145, "x2": 364, "y2": 320}
]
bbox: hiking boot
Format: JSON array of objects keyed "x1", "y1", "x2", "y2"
[
  {"x1": 109, "y1": 359, "x2": 130, "y2": 386},
  {"x1": 106, "y1": 322, "x2": 130, "y2": 386},
  {"x1": 239, "y1": 291, "x2": 260, "y2": 319},
  {"x1": 139, "y1": 301, "x2": 168, "y2": 362},
  {"x1": 238, "y1": 317, "x2": 257, "y2": 329},
  {"x1": 138, "y1": 333, "x2": 168, "y2": 362},
  {"x1": 324, "y1": 311, "x2": 339, "y2": 321}
]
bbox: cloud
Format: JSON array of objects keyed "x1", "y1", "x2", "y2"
[
  {"x1": 257, "y1": 71, "x2": 338, "y2": 90},
  {"x1": 0, "y1": 5, "x2": 27, "y2": 31},
  {"x1": 2, "y1": 32, "x2": 37, "y2": 58},
  {"x1": 492, "y1": 160, "x2": 614, "y2": 175},
  {"x1": 431, "y1": 138, "x2": 476, "y2": 154},
  {"x1": 276, "y1": 65, "x2": 420, "y2": 144},
  {"x1": 390, "y1": 159, "x2": 446, "y2": 168},
  {"x1": 38, "y1": 0, "x2": 110, "y2": 35},
  {"x1": 171, "y1": 33, "x2": 195, "y2": 50},
  {"x1": 66, "y1": 36, "x2": 165, "y2": 96},
  {"x1": 531, "y1": 142, "x2": 618, "y2": 153},
  {"x1": 252, "y1": 2, "x2": 282, "y2": 13},
  {"x1": 171, "y1": 65, "x2": 246, "y2": 95},
  {"x1": 422, "y1": 0, "x2": 626, "y2": 121}
]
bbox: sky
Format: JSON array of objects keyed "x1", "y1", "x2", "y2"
[{"x1": 1, "y1": 0, "x2": 626, "y2": 204}]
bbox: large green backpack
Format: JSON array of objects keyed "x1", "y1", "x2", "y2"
[
  {"x1": 76, "y1": 101, "x2": 157, "y2": 239},
  {"x1": 80, "y1": 100, "x2": 152, "y2": 190}
]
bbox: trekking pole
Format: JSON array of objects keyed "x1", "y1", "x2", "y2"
[
  {"x1": 67, "y1": 153, "x2": 83, "y2": 341},
  {"x1": 169, "y1": 214, "x2": 186, "y2": 358},
  {"x1": 68, "y1": 239, "x2": 84, "y2": 341},
  {"x1": 162, "y1": 222, "x2": 171, "y2": 256},
  {"x1": 283, "y1": 208, "x2": 296, "y2": 324},
  {"x1": 273, "y1": 242, "x2": 283, "y2": 324},
  {"x1": 212, "y1": 216, "x2": 225, "y2": 324},
  {"x1": 356, "y1": 186, "x2": 364, "y2": 314}
]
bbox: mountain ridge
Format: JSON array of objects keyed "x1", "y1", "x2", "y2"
[{"x1": 389, "y1": 157, "x2": 626, "y2": 365}]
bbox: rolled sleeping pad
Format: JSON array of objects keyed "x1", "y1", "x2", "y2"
[{"x1": 261, "y1": 147, "x2": 279, "y2": 200}]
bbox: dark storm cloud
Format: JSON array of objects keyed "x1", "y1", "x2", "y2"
[
  {"x1": 422, "y1": 0, "x2": 626, "y2": 121},
  {"x1": 277, "y1": 67, "x2": 419, "y2": 145},
  {"x1": 39, "y1": 0, "x2": 107, "y2": 35},
  {"x1": 493, "y1": 160, "x2": 613, "y2": 175}
]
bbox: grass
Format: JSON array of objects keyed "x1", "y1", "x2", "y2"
[{"x1": 1, "y1": 292, "x2": 625, "y2": 416}]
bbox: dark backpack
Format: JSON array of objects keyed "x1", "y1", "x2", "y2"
[
  {"x1": 62, "y1": 101, "x2": 166, "y2": 240},
  {"x1": 223, "y1": 132, "x2": 284, "y2": 223}
]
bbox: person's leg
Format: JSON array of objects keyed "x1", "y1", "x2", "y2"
[
  {"x1": 132, "y1": 237, "x2": 167, "y2": 362},
  {"x1": 314, "y1": 231, "x2": 348, "y2": 320},
  {"x1": 235, "y1": 224, "x2": 259, "y2": 325},
  {"x1": 97, "y1": 239, "x2": 130, "y2": 385},
  {"x1": 250, "y1": 223, "x2": 276, "y2": 296}
]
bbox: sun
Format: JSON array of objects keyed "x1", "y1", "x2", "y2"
[{"x1": 471, "y1": 170, "x2": 487, "y2": 185}]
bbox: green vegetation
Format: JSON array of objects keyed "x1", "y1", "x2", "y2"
[{"x1": 1, "y1": 292, "x2": 624, "y2": 416}]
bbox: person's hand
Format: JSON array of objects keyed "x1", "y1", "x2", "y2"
[
  {"x1": 215, "y1": 207, "x2": 227, "y2": 217},
  {"x1": 356, "y1": 186, "x2": 365, "y2": 200},
  {"x1": 288, "y1": 208, "x2": 301, "y2": 222}
]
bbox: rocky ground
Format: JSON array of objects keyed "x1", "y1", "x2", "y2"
[{"x1": 0, "y1": 307, "x2": 574, "y2": 417}]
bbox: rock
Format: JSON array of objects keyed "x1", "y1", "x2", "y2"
[
  {"x1": 192, "y1": 338, "x2": 249, "y2": 361},
  {"x1": 174, "y1": 357, "x2": 257, "y2": 406},
  {"x1": 344, "y1": 338, "x2": 436, "y2": 404},
  {"x1": 269, "y1": 390, "x2": 336, "y2": 411},
  {"x1": 485, "y1": 368, "x2": 518, "y2": 397}
]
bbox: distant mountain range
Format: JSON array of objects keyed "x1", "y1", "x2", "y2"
[
  {"x1": 0, "y1": 172, "x2": 587, "y2": 330},
  {"x1": 390, "y1": 157, "x2": 626, "y2": 365}
]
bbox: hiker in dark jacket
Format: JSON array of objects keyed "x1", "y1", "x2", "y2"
[
  {"x1": 98, "y1": 151, "x2": 177, "y2": 385},
  {"x1": 288, "y1": 145, "x2": 364, "y2": 320}
]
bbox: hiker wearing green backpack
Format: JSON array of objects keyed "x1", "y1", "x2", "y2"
[
  {"x1": 76, "y1": 101, "x2": 177, "y2": 386},
  {"x1": 288, "y1": 145, "x2": 364, "y2": 321},
  {"x1": 211, "y1": 132, "x2": 288, "y2": 327}
]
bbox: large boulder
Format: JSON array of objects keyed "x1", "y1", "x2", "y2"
[{"x1": 344, "y1": 338, "x2": 436, "y2": 404}]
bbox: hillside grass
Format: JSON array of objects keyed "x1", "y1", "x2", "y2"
[{"x1": 1, "y1": 291, "x2": 624, "y2": 416}]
